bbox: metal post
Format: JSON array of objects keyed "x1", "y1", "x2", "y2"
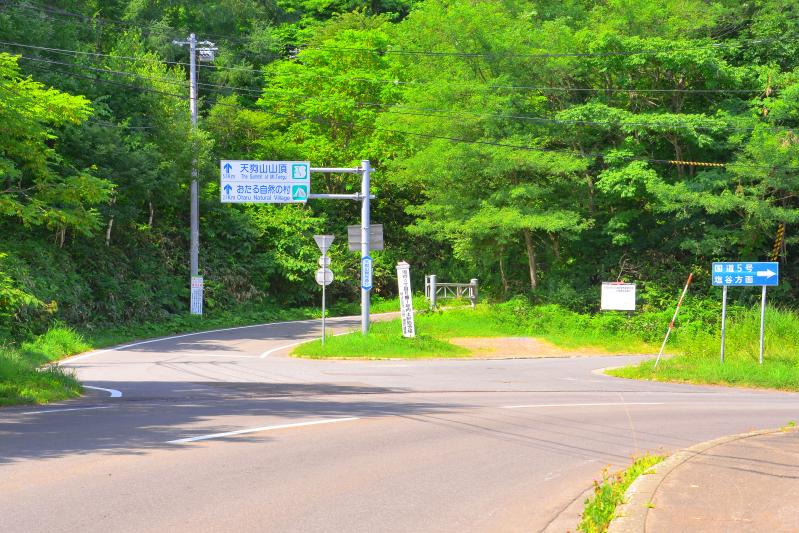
[
  {"x1": 321, "y1": 261, "x2": 326, "y2": 347},
  {"x1": 430, "y1": 274, "x2": 437, "y2": 309},
  {"x1": 759, "y1": 286, "x2": 767, "y2": 365},
  {"x1": 188, "y1": 33, "x2": 199, "y2": 287},
  {"x1": 720, "y1": 285, "x2": 727, "y2": 364},
  {"x1": 361, "y1": 160, "x2": 371, "y2": 335},
  {"x1": 470, "y1": 278, "x2": 478, "y2": 308}
]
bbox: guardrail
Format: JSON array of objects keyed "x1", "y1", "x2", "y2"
[{"x1": 424, "y1": 275, "x2": 478, "y2": 308}]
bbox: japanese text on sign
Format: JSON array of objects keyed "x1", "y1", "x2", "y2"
[
  {"x1": 396, "y1": 261, "x2": 415, "y2": 338},
  {"x1": 711, "y1": 262, "x2": 778, "y2": 287}
]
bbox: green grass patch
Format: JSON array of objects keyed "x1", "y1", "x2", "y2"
[
  {"x1": 0, "y1": 325, "x2": 85, "y2": 406},
  {"x1": 608, "y1": 306, "x2": 799, "y2": 390},
  {"x1": 578, "y1": 454, "x2": 665, "y2": 533},
  {"x1": 293, "y1": 319, "x2": 469, "y2": 358}
]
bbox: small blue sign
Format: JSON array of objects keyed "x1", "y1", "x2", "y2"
[
  {"x1": 361, "y1": 256, "x2": 373, "y2": 291},
  {"x1": 712, "y1": 262, "x2": 779, "y2": 287}
]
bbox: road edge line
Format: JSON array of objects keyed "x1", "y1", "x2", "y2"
[{"x1": 167, "y1": 417, "x2": 360, "y2": 444}]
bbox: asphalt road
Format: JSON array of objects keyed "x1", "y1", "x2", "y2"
[{"x1": 1, "y1": 314, "x2": 797, "y2": 532}]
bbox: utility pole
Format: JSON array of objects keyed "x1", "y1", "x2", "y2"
[{"x1": 173, "y1": 34, "x2": 217, "y2": 314}]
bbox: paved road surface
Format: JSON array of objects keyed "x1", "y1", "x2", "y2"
[{"x1": 1, "y1": 315, "x2": 797, "y2": 532}]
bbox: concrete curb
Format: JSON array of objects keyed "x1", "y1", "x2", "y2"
[{"x1": 608, "y1": 426, "x2": 798, "y2": 533}]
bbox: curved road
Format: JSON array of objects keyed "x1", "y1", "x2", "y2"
[{"x1": 1, "y1": 315, "x2": 797, "y2": 532}]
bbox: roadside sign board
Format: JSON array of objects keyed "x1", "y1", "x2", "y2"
[
  {"x1": 220, "y1": 160, "x2": 310, "y2": 203},
  {"x1": 347, "y1": 224, "x2": 384, "y2": 251},
  {"x1": 396, "y1": 261, "x2": 415, "y2": 338},
  {"x1": 711, "y1": 262, "x2": 778, "y2": 287},
  {"x1": 361, "y1": 256, "x2": 373, "y2": 291},
  {"x1": 313, "y1": 234, "x2": 335, "y2": 255},
  {"x1": 190, "y1": 276, "x2": 203, "y2": 315},
  {"x1": 315, "y1": 268, "x2": 334, "y2": 286},
  {"x1": 318, "y1": 256, "x2": 331, "y2": 267},
  {"x1": 600, "y1": 282, "x2": 636, "y2": 311}
]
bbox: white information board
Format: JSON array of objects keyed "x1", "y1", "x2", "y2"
[
  {"x1": 220, "y1": 160, "x2": 310, "y2": 203},
  {"x1": 601, "y1": 282, "x2": 636, "y2": 311},
  {"x1": 396, "y1": 261, "x2": 415, "y2": 338},
  {"x1": 190, "y1": 276, "x2": 203, "y2": 315}
]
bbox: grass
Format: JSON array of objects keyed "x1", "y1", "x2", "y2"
[
  {"x1": 294, "y1": 303, "x2": 660, "y2": 359},
  {"x1": 0, "y1": 326, "x2": 87, "y2": 406},
  {"x1": 578, "y1": 455, "x2": 665, "y2": 533},
  {"x1": 608, "y1": 306, "x2": 799, "y2": 391}
]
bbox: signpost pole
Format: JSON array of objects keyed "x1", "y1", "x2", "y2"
[
  {"x1": 759, "y1": 286, "x2": 767, "y2": 365},
  {"x1": 322, "y1": 263, "x2": 326, "y2": 346},
  {"x1": 361, "y1": 160, "x2": 371, "y2": 335},
  {"x1": 720, "y1": 285, "x2": 727, "y2": 364}
]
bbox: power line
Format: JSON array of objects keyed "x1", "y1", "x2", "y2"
[
  {"x1": 0, "y1": 39, "x2": 765, "y2": 96},
  {"x1": 19, "y1": 55, "x2": 748, "y2": 132},
  {"x1": 299, "y1": 38, "x2": 776, "y2": 60},
  {"x1": 18, "y1": 62, "x2": 771, "y2": 170}
]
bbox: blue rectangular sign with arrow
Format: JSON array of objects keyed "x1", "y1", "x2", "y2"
[
  {"x1": 220, "y1": 160, "x2": 310, "y2": 203},
  {"x1": 711, "y1": 262, "x2": 779, "y2": 287}
]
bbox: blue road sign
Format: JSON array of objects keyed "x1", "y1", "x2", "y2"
[
  {"x1": 361, "y1": 256, "x2": 373, "y2": 291},
  {"x1": 712, "y1": 262, "x2": 779, "y2": 287}
]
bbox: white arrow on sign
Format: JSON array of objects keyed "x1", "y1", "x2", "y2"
[{"x1": 756, "y1": 269, "x2": 776, "y2": 278}]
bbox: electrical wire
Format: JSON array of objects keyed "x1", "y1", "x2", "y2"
[{"x1": 20, "y1": 62, "x2": 771, "y2": 170}]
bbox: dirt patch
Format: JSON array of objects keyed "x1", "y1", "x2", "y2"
[{"x1": 449, "y1": 337, "x2": 622, "y2": 358}]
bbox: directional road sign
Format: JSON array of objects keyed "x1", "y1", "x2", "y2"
[
  {"x1": 315, "y1": 268, "x2": 334, "y2": 286},
  {"x1": 220, "y1": 160, "x2": 310, "y2": 203},
  {"x1": 711, "y1": 262, "x2": 779, "y2": 287},
  {"x1": 361, "y1": 256, "x2": 373, "y2": 291}
]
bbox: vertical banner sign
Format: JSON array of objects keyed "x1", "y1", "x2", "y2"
[
  {"x1": 190, "y1": 276, "x2": 203, "y2": 315},
  {"x1": 396, "y1": 261, "x2": 415, "y2": 338},
  {"x1": 361, "y1": 256, "x2": 373, "y2": 291}
]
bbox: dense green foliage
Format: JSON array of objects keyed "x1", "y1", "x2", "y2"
[{"x1": 0, "y1": 0, "x2": 798, "y2": 343}]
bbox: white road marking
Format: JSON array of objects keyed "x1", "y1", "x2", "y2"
[
  {"x1": 84, "y1": 385, "x2": 123, "y2": 398},
  {"x1": 259, "y1": 330, "x2": 353, "y2": 358},
  {"x1": 260, "y1": 340, "x2": 308, "y2": 358},
  {"x1": 167, "y1": 417, "x2": 360, "y2": 444},
  {"x1": 59, "y1": 317, "x2": 328, "y2": 364},
  {"x1": 181, "y1": 353, "x2": 260, "y2": 359},
  {"x1": 21, "y1": 406, "x2": 115, "y2": 415},
  {"x1": 502, "y1": 402, "x2": 664, "y2": 409}
]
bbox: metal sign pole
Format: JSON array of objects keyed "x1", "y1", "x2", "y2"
[
  {"x1": 322, "y1": 262, "x2": 326, "y2": 346},
  {"x1": 720, "y1": 285, "x2": 727, "y2": 364},
  {"x1": 759, "y1": 286, "x2": 767, "y2": 364},
  {"x1": 361, "y1": 160, "x2": 371, "y2": 335}
]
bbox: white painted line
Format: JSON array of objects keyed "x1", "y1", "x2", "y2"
[
  {"x1": 502, "y1": 402, "x2": 664, "y2": 409},
  {"x1": 58, "y1": 313, "x2": 390, "y2": 365},
  {"x1": 21, "y1": 406, "x2": 115, "y2": 415},
  {"x1": 167, "y1": 417, "x2": 360, "y2": 444},
  {"x1": 259, "y1": 330, "x2": 353, "y2": 358},
  {"x1": 84, "y1": 385, "x2": 123, "y2": 398},
  {"x1": 260, "y1": 341, "x2": 308, "y2": 359},
  {"x1": 181, "y1": 353, "x2": 260, "y2": 359}
]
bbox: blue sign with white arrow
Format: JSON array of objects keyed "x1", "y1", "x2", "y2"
[{"x1": 712, "y1": 262, "x2": 779, "y2": 287}]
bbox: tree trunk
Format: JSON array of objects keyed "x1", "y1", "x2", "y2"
[
  {"x1": 498, "y1": 253, "x2": 509, "y2": 296},
  {"x1": 522, "y1": 229, "x2": 537, "y2": 291},
  {"x1": 105, "y1": 216, "x2": 114, "y2": 246},
  {"x1": 148, "y1": 199, "x2": 154, "y2": 228}
]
